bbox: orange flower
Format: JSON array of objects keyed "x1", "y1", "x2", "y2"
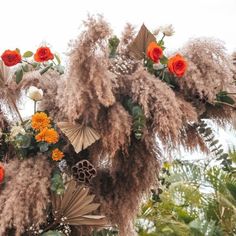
[
  {"x1": 32, "y1": 112, "x2": 51, "y2": 131},
  {"x1": 35, "y1": 128, "x2": 59, "y2": 144},
  {"x1": 52, "y1": 148, "x2": 64, "y2": 161},
  {"x1": 0, "y1": 165, "x2": 5, "y2": 184},
  {"x1": 34, "y1": 47, "x2": 54, "y2": 62},
  {"x1": 1, "y1": 50, "x2": 22, "y2": 66},
  {"x1": 147, "y1": 42, "x2": 163, "y2": 63},
  {"x1": 168, "y1": 54, "x2": 187, "y2": 78}
]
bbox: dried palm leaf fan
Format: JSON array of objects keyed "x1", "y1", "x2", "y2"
[
  {"x1": 129, "y1": 24, "x2": 156, "y2": 59},
  {"x1": 51, "y1": 180, "x2": 107, "y2": 226},
  {"x1": 57, "y1": 122, "x2": 100, "y2": 153}
]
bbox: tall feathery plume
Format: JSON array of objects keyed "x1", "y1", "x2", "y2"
[
  {"x1": 59, "y1": 16, "x2": 115, "y2": 125},
  {"x1": 0, "y1": 155, "x2": 52, "y2": 236},
  {"x1": 93, "y1": 138, "x2": 160, "y2": 236},
  {"x1": 120, "y1": 66, "x2": 183, "y2": 145}
]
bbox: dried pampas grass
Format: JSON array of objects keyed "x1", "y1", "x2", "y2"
[
  {"x1": 100, "y1": 102, "x2": 132, "y2": 157},
  {"x1": 122, "y1": 66, "x2": 183, "y2": 145},
  {"x1": 0, "y1": 155, "x2": 52, "y2": 236},
  {"x1": 93, "y1": 139, "x2": 160, "y2": 236},
  {"x1": 60, "y1": 16, "x2": 115, "y2": 125},
  {"x1": 180, "y1": 38, "x2": 235, "y2": 103}
]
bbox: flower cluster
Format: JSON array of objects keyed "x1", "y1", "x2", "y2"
[
  {"x1": 31, "y1": 112, "x2": 63, "y2": 160},
  {"x1": 1, "y1": 46, "x2": 54, "y2": 67},
  {"x1": 145, "y1": 25, "x2": 187, "y2": 82}
]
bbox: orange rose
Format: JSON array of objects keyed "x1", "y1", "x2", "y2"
[
  {"x1": 167, "y1": 54, "x2": 187, "y2": 78},
  {"x1": 34, "y1": 47, "x2": 54, "y2": 62},
  {"x1": 1, "y1": 50, "x2": 22, "y2": 66},
  {"x1": 0, "y1": 165, "x2": 5, "y2": 184},
  {"x1": 147, "y1": 42, "x2": 163, "y2": 63}
]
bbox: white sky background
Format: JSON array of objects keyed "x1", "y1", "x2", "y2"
[
  {"x1": 0, "y1": 0, "x2": 236, "y2": 55},
  {"x1": 1, "y1": 0, "x2": 236, "y2": 152}
]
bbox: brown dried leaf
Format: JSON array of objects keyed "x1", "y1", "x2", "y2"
[
  {"x1": 52, "y1": 180, "x2": 107, "y2": 227},
  {"x1": 129, "y1": 24, "x2": 156, "y2": 59},
  {"x1": 57, "y1": 122, "x2": 100, "y2": 153}
]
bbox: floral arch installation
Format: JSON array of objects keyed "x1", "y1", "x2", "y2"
[{"x1": 0, "y1": 16, "x2": 236, "y2": 236}]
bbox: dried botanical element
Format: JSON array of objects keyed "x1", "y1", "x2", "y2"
[
  {"x1": 109, "y1": 55, "x2": 137, "y2": 75},
  {"x1": 72, "y1": 159, "x2": 97, "y2": 184},
  {"x1": 100, "y1": 102, "x2": 132, "y2": 157},
  {"x1": 122, "y1": 66, "x2": 183, "y2": 145},
  {"x1": 58, "y1": 122, "x2": 100, "y2": 153},
  {"x1": 93, "y1": 139, "x2": 160, "y2": 236},
  {"x1": 0, "y1": 60, "x2": 23, "y2": 122},
  {"x1": 60, "y1": 16, "x2": 115, "y2": 124},
  {"x1": 51, "y1": 180, "x2": 106, "y2": 226},
  {"x1": 179, "y1": 38, "x2": 235, "y2": 104},
  {"x1": 180, "y1": 124, "x2": 208, "y2": 153},
  {"x1": 0, "y1": 155, "x2": 52, "y2": 236},
  {"x1": 129, "y1": 24, "x2": 156, "y2": 60}
]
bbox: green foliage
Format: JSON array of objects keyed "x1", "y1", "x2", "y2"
[
  {"x1": 15, "y1": 68, "x2": 23, "y2": 84},
  {"x1": 108, "y1": 36, "x2": 120, "y2": 57},
  {"x1": 42, "y1": 230, "x2": 65, "y2": 236},
  {"x1": 197, "y1": 120, "x2": 233, "y2": 172},
  {"x1": 23, "y1": 51, "x2": 33, "y2": 58},
  {"x1": 92, "y1": 228, "x2": 119, "y2": 236},
  {"x1": 216, "y1": 91, "x2": 235, "y2": 105},
  {"x1": 123, "y1": 97, "x2": 146, "y2": 140},
  {"x1": 50, "y1": 169, "x2": 65, "y2": 195},
  {"x1": 136, "y1": 147, "x2": 236, "y2": 236}
]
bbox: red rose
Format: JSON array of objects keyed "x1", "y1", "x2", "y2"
[
  {"x1": 34, "y1": 47, "x2": 54, "y2": 62},
  {"x1": 0, "y1": 165, "x2": 5, "y2": 184},
  {"x1": 1, "y1": 50, "x2": 22, "y2": 66},
  {"x1": 168, "y1": 54, "x2": 187, "y2": 78},
  {"x1": 147, "y1": 42, "x2": 163, "y2": 63}
]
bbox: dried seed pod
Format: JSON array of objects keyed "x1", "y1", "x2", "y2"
[{"x1": 72, "y1": 160, "x2": 97, "y2": 184}]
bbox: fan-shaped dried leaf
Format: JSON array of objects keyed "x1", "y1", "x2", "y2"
[
  {"x1": 58, "y1": 122, "x2": 100, "y2": 153},
  {"x1": 129, "y1": 24, "x2": 156, "y2": 59},
  {"x1": 52, "y1": 180, "x2": 106, "y2": 227}
]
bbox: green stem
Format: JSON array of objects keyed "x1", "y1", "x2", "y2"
[{"x1": 34, "y1": 101, "x2": 37, "y2": 114}]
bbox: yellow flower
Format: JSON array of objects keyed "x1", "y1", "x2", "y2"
[
  {"x1": 35, "y1": 128, "x2": 59, "y2": 144},
  {"x1": 32, "y1": 112, "x2": 51, "y2": 131},
  {"x1": 52, "y1": 148, "x2": 64, "y2": 161}
]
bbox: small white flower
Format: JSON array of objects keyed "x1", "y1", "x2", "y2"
[
  {"x1": 153, "y1": 27, "x2": 160, "y2": 36},
  {"x1": 27, "y1": 86, "x2": 43, "y2": 101},
  {"x1": 153, "y1": 63, "x2": 164, "y2": 70},
  {"x1": 10, "y1": 125, "x2": 25, "y2": 138},
  {"x1": 160, "y1": 24, "x2": 175, "y2": 36}
]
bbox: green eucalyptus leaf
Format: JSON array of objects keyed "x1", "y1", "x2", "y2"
[
  {"x1": 54, "y1": 54, "x2": 61, "y2": 65},
  {"x1": 23, "y1": 51, "x2": 33, "y2": 58},
  {"x1": 15, "y1": 68, "x2": 23, "y2": 84},
  {"x1": 160, "y1": 55, "x2": 168, "y2": 64},
  {"x1": 42, "y1": 231, "x2": 65, "y2": 236},
  {"x1": 38, "y1": 142, "x2": 49, "y2": 152}
]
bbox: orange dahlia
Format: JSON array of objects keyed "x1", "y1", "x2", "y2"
[
  {"x1": 31, "y1": 112, "x2": 51, "y2": 131},
  {"x1": 35, "y1": 128, "x2": 59, "y2": 144},
  {"x1": 52, "y1": 148, "x2": 64, "y2": 161}
]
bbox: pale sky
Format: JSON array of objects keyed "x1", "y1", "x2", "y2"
[{"x1": 0, "y1": 0, "x2": 236, "y2": 56}]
